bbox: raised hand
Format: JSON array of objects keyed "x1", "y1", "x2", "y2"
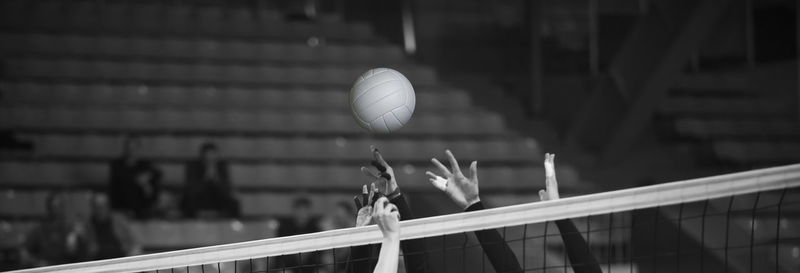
[
  {"x1": 538, "y1": 153, "x2": 560, "y2": 201},
  {"x1": 361, "y1": 146, "x2": 399, "y2": 195},
  {"x1": 426, "y1": 150, "x2": 480, "y2": 210},
  {"x1": 371, "y1": 198, "x2": 401, "y2": 273},
  {"x1": 354, "y1": 184, "x2": 383, "y2": 227},
  {"x1": 373, "y1": 197, "x2": 401, "y2": 239}
]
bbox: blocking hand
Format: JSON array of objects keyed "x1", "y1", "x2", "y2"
[
  {"x1": 361, "y1": 146, "x2": 399, "y2": 196},
  {"x1": 353, "y1": 184, "x2": 383, "y2": 227},
  {"x1": 373, "y1": 197, "x2": 400, "y2": 239},
  {"x1": 538, "y1": 153, "x2": 560, "y2": 201},
  {"x1": 426, "y1": 150, "x2": 480, "y2": 210}
]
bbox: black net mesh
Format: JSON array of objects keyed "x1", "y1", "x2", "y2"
[{"x1": 143, "y1": 187, "x2": 799, "y2": 273}]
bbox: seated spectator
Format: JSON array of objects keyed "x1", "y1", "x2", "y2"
[
  {"x1": 320, "y1": 201, "x2": 357, "y2": 273},
  {"x1": 86, "y1": 194, "x2": 141, "y2": 260},
  {"x1": 22, "y1": 192, "x2": 94, "y2": 267},
  {"x1": 180, "y1": 142, "x2": 241, "y2": 218},
  {"x1": 109, "y1": 135, "x2": 163, "y2": 219},
  {"x1": 278, "y1": 197, "x2": 321, "y2": 236},
  {"x1": 0, "y1": 247, "x2": 24, "y2": 271},
  {"x1": 321, "y1": 200, "x2": 356, "y2": 230},
  {"x1": 273, "y1": 197, "x2": 322, "y2": 273}
]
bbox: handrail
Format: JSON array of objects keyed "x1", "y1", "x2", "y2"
[
  {"x1": 588, "y1": 0, "x2": 599, "y2": 76},
  {"x1": 796, "y1": 0, "x2": 800, "y2": 122},
  {"x1": 746, "y1": 0, "x2": 755, "y2": 67},
  {"x1": 401, "y1": 0, "x2": 417, "y2": 55}
]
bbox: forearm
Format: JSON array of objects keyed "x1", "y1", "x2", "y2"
[
  {"x1": 466, "y1": 202, "x2": 523, "y2": 273},
  {"x1": 372, "y1": 236, "x2": 400, "y2": 273},
  {"x1": 390, "y1": 193, "x2": 431, "y2": 273},
  {"x1": 555, "y1": 219, "x2": 601, "y2": 273}
]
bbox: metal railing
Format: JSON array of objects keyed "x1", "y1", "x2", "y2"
[{"x1": 559, "y1": 0, "x2": 800, "y2": 121}]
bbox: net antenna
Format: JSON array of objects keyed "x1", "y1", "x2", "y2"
[{"x1": 9, "y1": 164, "x2": 800, "y2": 273}]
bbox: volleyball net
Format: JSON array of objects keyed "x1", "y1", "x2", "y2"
[{"x1": 10, "y1": 164, "x2": 800, "y2": 273}]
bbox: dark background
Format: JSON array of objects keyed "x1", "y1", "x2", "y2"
[{"x1": 0, "y1": 0, "x2": 798, "y2": 271}]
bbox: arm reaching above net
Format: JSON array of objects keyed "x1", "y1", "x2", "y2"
[
  {"x1": 346, "y1": 184, "x2": 378, "y2": 273},
  {"x1": 539, "y1": 153, "x2": 559, "y2": 201},
  {"x1": 539, "y1": 153, "x2": 601, "y2": 273},
  {"x1": 372, "y1": 197, "x2": 401, "y2": 273},
  {"x1": 427, "y1": 149, "x2": 523, "y2": 273},
  {"x1": 360, "y1": 146, "x2": 398, "y2": 196},
  {"x1": 362, "y1": 146, "x2": 432, "y2": 273}
]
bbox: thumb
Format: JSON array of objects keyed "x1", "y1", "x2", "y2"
[
  {"x1": 469, "y1": 161, "x2": 478, "y2": 182},
  {"x1": 426, "y1": 171, "x2": 447, "y2": 191},
  {"x1": 538, "y1": 189, "x2": 547, "y2": 201},
  {"x1": 429, "y1": 177, "x2": 447, "y2": 191}
]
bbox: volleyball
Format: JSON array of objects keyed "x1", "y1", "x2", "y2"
[{"x1": 349, "y1": 68, "x2": 416, "y2": 134}]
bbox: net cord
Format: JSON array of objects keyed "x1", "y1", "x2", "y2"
[{"x1": 9, "y1": 163, "x2": 800, "y2": 273}]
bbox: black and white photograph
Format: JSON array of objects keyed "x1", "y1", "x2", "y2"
[{"x1": 0, "y1": 0, "x2": 798, "y2": 272}]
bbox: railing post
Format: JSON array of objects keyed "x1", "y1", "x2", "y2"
[
  {"x1": 401, "y1": 0, "x2": 416, "y2": 55},
  {"x1": 638, "y1": 0, "x2": 649, "y2": 15},
  {"x1": 690, "y1": 50, "x2": 700, "y2": 73},
  {"x1": 530, "y1": 0, "x2": 544, "y2": 115},
  {"x1": 745, "y1": 0, "x2": 755, "y2": 67},
  {"x1": 588, "y1": 0, "x2": 599, "y2": 76}
]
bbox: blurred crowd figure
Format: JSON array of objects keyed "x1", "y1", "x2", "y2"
[
  {"x1": 181, "y1": 142, "x2": 241, "y2": 218},
  {"x1": 278, "y1": 197, "x2": 322, "y2": 237},
  {"x1": 13, "y1": 137, "x2": 390, "y2": 270},
  {"x1": 109, "y1": 136, "x2": 163, "y2": 219},
  {"x1": 272, "y1": 197, "x2": 323, "y2": 273},
  {"x1": 109, "y1": 136, "x2": 241, "y2": 219},
  {"x1": 21, "y1": 192, "x2": 140, "y2": 267},
  {"x1": 14, "y1": 137, "x2": 255, "y2": 267},
  {"x1": 88, "y1": 194, "x2": 141, "y2": 259},
  {"x1": 15, "y1": 137, "x2": 358, "y2": 269},
  {"x1": 22, "y1": 193, "x2": 94, "y2": 267},
  {"x1": 319, "y1": 201, "x2": 357, "y2": 272},
  {"x1": 13, "y1": 145, "x2": 598, "y2": 273},
  {"x1": 321, "y1": 200, "x2": 356, "y2": 230},
  {"x1": 268, "y1": 198, "x2": 357, "y2": 273}
]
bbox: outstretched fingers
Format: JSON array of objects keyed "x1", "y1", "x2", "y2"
[
  {"x1": 469, "y1": 161, "x2": 478, "y2": 183},
  {"x1": 425, "y1": 171, "x2": 439, "y2": 180},
  {"x1": 370, "y1": 183, "x2": 382, "y2": 204},
  {"x1": 430, "y1": 158, "x2": 451, "y2": 177},
  {"x1": 542, "y1": 153, "x2": 559, "y2": 201},
  {"x1": 445, "y1": 149, "x2": 462, "y2": 175},
  {"x1": 371, "y1": 145, "x2": 389, "y2": 171},
  {"x1": 544, "y1": 154, "x2": 556, "y2": 175},
  {"x1": 362, "y1": 184, "x2": 370, "y2": 206},
  {"x1": 546, "y1": 172, "x2": 558, "y2": 191},
  {"x1": 353, "y1": 184, "x2": 370, "y2": 210},
  {"x1": 361, "y1": 166, "x2": 381, "y2": 179}
]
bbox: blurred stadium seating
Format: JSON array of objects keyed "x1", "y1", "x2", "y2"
[
  {"x1": 0, "y1": 0, "x2": 582, "y2": 254},
  {"x1": 655, "y1": 66, "x2": 800, "y2": 165}
]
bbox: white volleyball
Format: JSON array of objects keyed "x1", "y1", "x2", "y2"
[{"x1": 349, "y1": 68, "x2": 416, "y2": 134}]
